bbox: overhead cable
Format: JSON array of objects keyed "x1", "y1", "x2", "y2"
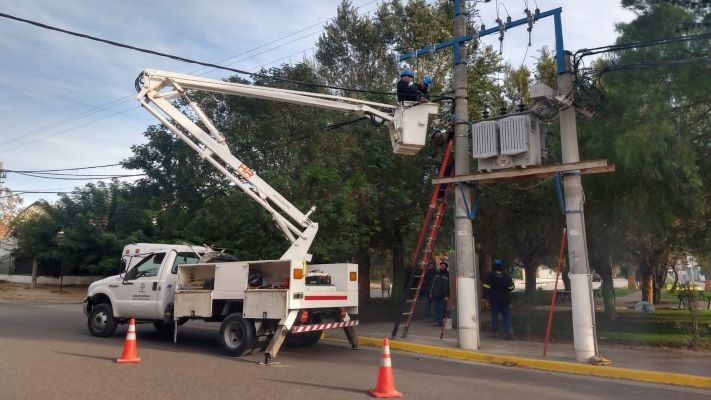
[
  {"x1": 5, "y1": 163, "x2": 123, "y2": 173},
  {"x1": 0, "y1": 11, "x2": 396, "y2": 97}
]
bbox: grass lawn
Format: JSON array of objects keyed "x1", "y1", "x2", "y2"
[
  {"x1": 360, "y1": 294, "x2": 711, "y2": 349},
  {"x1": 512, "y1": 307, "x2": 711, "y2": 349}
]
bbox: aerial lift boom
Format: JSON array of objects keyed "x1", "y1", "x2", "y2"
[{"x1": 136, "y1": 69, "x2": 438, "y2": 261}]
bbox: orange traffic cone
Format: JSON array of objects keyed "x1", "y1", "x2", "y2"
[
  {"x1": 368, "y1": 337, "x2": 403, "y2": 398},
  {"x1": 116, "y1": 318, "x2": 141, "y2": 364}
]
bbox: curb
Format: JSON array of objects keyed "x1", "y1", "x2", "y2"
[{"x1": 330, "y1": 336, "x2": 711, "y2": 390}]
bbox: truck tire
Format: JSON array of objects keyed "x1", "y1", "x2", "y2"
[
  {"x1": 152, "y1": 321, "x2": 174, "y2": 335},
  {"x1": 285, "y1": 315, "x2": 322, "y2": 348},
  {"x1": 218, "y1": 314, "x2": 256, "y2": 357},
  {"x1": 87, "y1": 303, "x2": 118, "y2": 337}
]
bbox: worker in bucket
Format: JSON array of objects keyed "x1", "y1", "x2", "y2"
[
  {"x1": 429, "y1": 259, "x2": 450, "y2": 327},
  {"x1": 396, "y1": 69, "x2": 424, "y2": 102},
  {"x1": 483, "y1": 259, "x2": 515, "y2": 340},
  {"x1": 418, "y1": 75, "x2": 433, "y2": 100}
]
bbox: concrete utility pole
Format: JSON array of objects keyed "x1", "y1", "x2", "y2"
[
  {"x1": 453, "y1": 0, "x2": 479, "y2": 350},
  {"x1": 557, "y1": 52, "x2": 597, "y2": 362}
]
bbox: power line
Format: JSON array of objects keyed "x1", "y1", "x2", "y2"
[
  {"x1": 8, "y1": 171, "x2": 145, "y2": 180},
  {"x1": 192, "y1": 0, "x2": 380, "y2": 75},
  {"x1": 5, "y1": 163, "x2": 122, "y2": 173},
  {"x1": 0, "y1": 190, "x2": 71, "y2": 198},
  {"x1": 0, "y1": 1, "x2": 387, "y2": 151},
  {"x1": 0, "y1": 95, "x2": 134, "y2": 150},
  {"x1": 0, "y1": 11, "x2": 395, "y2": 97},
  {"x1": 0, "y1": 80, "x2": 126, "y2": 111},
  {"x1": 0, "y1": 104, "x2": 139, "y2": 154}
]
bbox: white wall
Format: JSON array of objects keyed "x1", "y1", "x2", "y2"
[{"x1": 0, "y1": 274, "x2": 103, "y2": 285}]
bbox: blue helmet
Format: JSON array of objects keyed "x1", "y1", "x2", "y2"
[
  {"x1": 400, "y1": 69, "x2": 414, "y2": 77},
  {"x1": 493, "y1": 259, "x2": 503, "y2": 269},
  {"x1": 422, "y1": 75, "x2": 433, "y2": 86}
]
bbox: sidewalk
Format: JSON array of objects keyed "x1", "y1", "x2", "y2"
[
  {"x1": 0, "y1": 282, "x2": 86, "y2": 303},
  {"x1": 325, "y1": 319, "x2": 711, "y2": 388}
]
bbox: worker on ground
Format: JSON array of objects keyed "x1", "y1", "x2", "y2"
[
  {"x1": 397, "y1": 69, "x2": 424, "y2": 102},
  {"x1": 431, "y1": 126, "x2": 454, "y2": 201},
  {"x1": 429, "y1": 259, "x2": 450, "y2": 326},
  {"x1": 422, "y1": 260, "x2": 437, "y2": 322},
  {"x1": 483, "y1": 259, "x2": 515, "y2": 339}
]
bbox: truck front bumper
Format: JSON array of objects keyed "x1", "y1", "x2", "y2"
[{"x1": 81, "y1": 297, "x2": 90, "y2": 316}]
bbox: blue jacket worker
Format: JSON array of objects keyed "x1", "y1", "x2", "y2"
[
  {"x1": 483, "y1": 258, "x2": 515, "y2": 339},
  {"x1": 429, "y1": 259, "x2": 450, "y2": 326},
  {"x1": 396, "y1": 69, "x2": 424, "y2": 102}
]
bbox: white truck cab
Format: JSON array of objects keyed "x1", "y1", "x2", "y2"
[{"x1": 83, "y1": 243, "x2": 206, "y2": 336}]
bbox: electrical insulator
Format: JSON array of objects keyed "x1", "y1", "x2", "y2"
[
  {"x1": 496, "y1": 18, "x2": 505, "y2": 54},
  {"x1": 525, "y1": 8, "x2": 534, "y2": 46}
]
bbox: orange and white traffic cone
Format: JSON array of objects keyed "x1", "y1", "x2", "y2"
[
  {"x1": 368, "y1": 337, "x2": 403, "y2": 398},
  {"x1": 116, "y1": 318, "x2": 141, "y2": 364}
]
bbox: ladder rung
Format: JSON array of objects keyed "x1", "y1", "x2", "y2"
[
  {"x1": 402, "y1": 312, "x2": 412, "y2": 315},
  {"x1": 400, "y1": 323, "x2": 409, "y2": 328},
  {"x1": 406, "y1": 299, "x2": 417, "y2": 303}
]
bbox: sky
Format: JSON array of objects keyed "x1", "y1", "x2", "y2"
[{"x1": 0, "y1": 0, "x2": 635, "y2": 208}]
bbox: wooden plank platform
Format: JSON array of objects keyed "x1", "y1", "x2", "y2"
[{"x1": 432, "y1": 159, "x2": 614, "y2": 184}]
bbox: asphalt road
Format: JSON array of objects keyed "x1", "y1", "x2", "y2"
[{"x1": 1, "y1": 302, "x2": 708, "y2": 400}]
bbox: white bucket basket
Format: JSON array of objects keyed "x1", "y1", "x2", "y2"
[{"x1": 389, "y1": 102, "x2": 439, "y2": 155}]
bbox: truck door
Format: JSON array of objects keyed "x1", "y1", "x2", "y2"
[
  {"x1": 155, "y1": 251, "x2": 202, "y2": 319},
  {"x1": 118, "y1": 252, "x2": 168, "y2": 319}
]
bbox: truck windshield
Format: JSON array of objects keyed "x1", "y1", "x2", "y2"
[{"x1": 171, "y1": 252, "x2": 202, "y2": 274}]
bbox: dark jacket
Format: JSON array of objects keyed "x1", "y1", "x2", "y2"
[
  {"x1": 431, "y1": 128, "x2": 454, "y2": 166},
  {"x1": 422, "y1": 266, "x2": 436, "y2": 295},
  {"x1": 397, "y1": 79, "x2": 422, "y2": 102},
  {"x1": 430, "y1": 271, "x2": 450, "y2": 299},
  {"x1": 483, "y1": 270, "x2": 515, "y2": 303}
]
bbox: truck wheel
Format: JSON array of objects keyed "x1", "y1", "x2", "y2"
[
  {"x1": 87, "y1": 303, "x2": 118, "y2": 337},
  {"x1": 152, "y1": 321, "x2": 174, "y2": 336},
  {"x1": 218, "y1": 314, "x2": 256, "y2": 357},
  {"x1": 285, "y1": 315, "x2": 322, "y2": 348}
]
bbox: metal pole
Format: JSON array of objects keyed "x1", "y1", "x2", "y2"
[
  {"x1": 557, "y1": 53, "x2": 597, "y2": 362},
  {"x1": 453, "y1": 0, "x2": 479, "y2": 350}
]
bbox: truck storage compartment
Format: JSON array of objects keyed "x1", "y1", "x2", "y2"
[
  {"x1": 243, "y1": 289, "x2": 287, "y2": 319},
  {"x1": 246, "y1": 260, "x2": 291, "y2": 289},
  {"x1": 175, "y1": 291, "x2": 212, "y2": 318},
  {"x1": 177, "y1": 264, "x2": 216, "y2": 290}
]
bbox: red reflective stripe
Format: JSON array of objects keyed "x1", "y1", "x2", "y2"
[{"x1": 303, "y1": 295, "x2": 348, "y2": 300}]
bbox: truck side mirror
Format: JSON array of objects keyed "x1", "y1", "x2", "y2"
[{"x1": 119, "y1": 259, "x2": 127, "y2": 275}]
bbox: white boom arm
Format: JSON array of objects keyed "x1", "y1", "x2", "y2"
[{"x1": 136, "y1": 69, "x2": 438, "y2": 261}]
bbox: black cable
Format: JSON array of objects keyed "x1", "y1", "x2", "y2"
[
  {"x1": 574, "y1": 32, "x2": 711, "y2": 59},
  {"x1": 10, "y1": 171, "x2": 145, "y2": 180},
  {"x1": 6, "y1": 163, "x2": 122, "y2": 173},
  {"x1": 0, "y1": 0, "x2": 382, "y2": 151},
  {"x1": 0, "y1": 11, "x2": 396, "y2": 97},
  {"x1": 0, "y1": 191, "x2": 71, "y2": 199}
]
